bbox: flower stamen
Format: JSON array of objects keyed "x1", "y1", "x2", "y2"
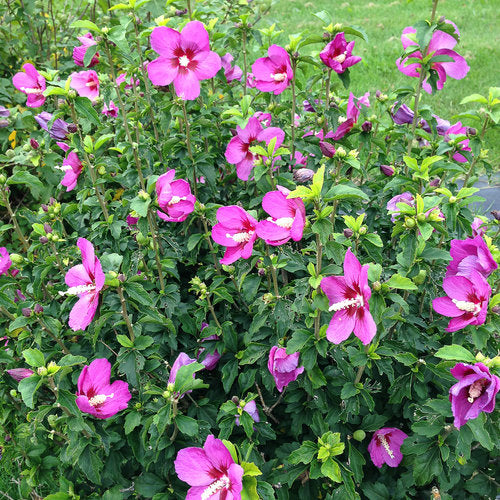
[
  {"x1": 201, "y1": 475, "x2": 230, "y2": 500},
  {"x1": 271, "y1": 217, "x2": 294, "y2": 229},
  {"x1": 179, "y1": 55, "x2": 190, "y2": 67},
  {"x1": 59, "y1": 284, "x2": 96, "y2": 296},
  {"x1": 329, "y1": 294, "x2": 364, "y2": 312},
  {"x1": 452, "y1": 299, "x2": 481, "y2": 315},
  {"x1": 88, "y1": 392, "x2": 114, "y2": 406},
  {"x1": 378, "y1": 434, "x2": 395, "y2": 459},
  {"x1": 226, "y1": 231, "x2": 252, "y2": 243}
]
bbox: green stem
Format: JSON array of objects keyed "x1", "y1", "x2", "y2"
[
  {"x1": 187, "y1": 0, "x2": 192, "y2": 19},
  {"x1": 181, "y1": 99, "x2": 198, "y2": 198},
  {"x1": 39, "y1": 317, "x2": 69, "y2": 355},
  {"x1": 201, "y1": 215, "x2": 221, "y2": 273},
  {"x1": 68, "y1": 101, "x2": 109, "y2": 221},
  {"x1": 242, "y1": 29, "x2": 248, "y2": 96},
  {"x1": 147, "y1": 210, "x2": 165, "y2": 292},
  {"x1": 290, "y1": 60, "x2": 297, "y2": 159},
  {"x1": 1, "y1": 188, "x2": 29, "y2": 252},
  {"x1": 463, "y1": 116, "x2": 489, "y2": 186},
  {"x1": 353, "y1": 345, "x2": 370, "y2": 384},
  {"x1": 206, "y1": 293, "x2": 222, "y2": 329},
  {"x1": 266, "y1": 246, "x2": 279, "y2": 297},
  {"x1": 117, "y1": 285, "x2": 135, "y2": 342}
]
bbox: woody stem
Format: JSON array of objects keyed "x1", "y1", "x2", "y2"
[
  {"x1": 147, "y1": 209, "x2": 165, "y2": 292},
  {"x1": 463, "y1": 116, "x2": 489, "y2": 186},
  {"x1": 290, "y1": 59, "x2": 297, "y2": 160},
  {"x1": 1, "y1": 188, "x2": 29, "y2": 252},
  {"x1": 353, "y1": 345, "x2": 370, "y2": 384},
  {"x1": 68, "y1": 101, "x2": 109, "y2": 221},
  {"x1": 117, "y1": 285, "x2": 135, "y2": 342},
  {"x1": 206, "y1": 293, "x2": 222, "y2": 330},
  {"x1": 242, "y1": 29, "x2": 248, "y2": 96},
  {"x1": 266, "y1": 245, "x2": 279, "y2": 297},
  {"x1": 201, "y1": 214, "x2": 220, "y2": 273}
]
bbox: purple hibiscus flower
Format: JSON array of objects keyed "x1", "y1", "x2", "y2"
[
  {"x1": 446, "y1": 236, "x2": 497, "y2": 279},
  {"x1": 449, "y1": 362, "x2": 500, "y2": 429},
  {"x1": 321, "y1": 248, "x2": 376, "y2": 345},
  {"x1": 12, "y1": 63, "x2": 46, "y2": 108},
  {"x1": 268, "y1": 346, "x2": 304, "y2": 392},
  {"x1": 368, "y1": 428, "x2": 408, "y2": 468},
  {"x1": 156, "y1": 169, "x2": 196, "y2": 223},
  {"x1": 319, "y1": 32, "x2": 362, "y2": 74},
  {"x1": 251, "y1": 45, "x2": 293, "y2": 95},
  {"x1": 147, "y1": 21, "x2": 221, "y2": 100},
  {"x1": 331, "y1": 92, "x2": 370, "y2": 141}
]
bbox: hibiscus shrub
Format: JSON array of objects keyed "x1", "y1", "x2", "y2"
[{"x1": 1, "y1": 0, "x2": 499, "y2": 499}]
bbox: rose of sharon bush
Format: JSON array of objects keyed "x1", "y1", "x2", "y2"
[
  {"x1": 319, "y1": 32, "x2": 362, "y2": 73},
  {"x1": 251, "y1": 45, "x2": 293, "y2": 95},
  {"x1": 12, "y1": 63, "x2": 46, "y2": 108},
  {"x1": 76, "y1": 358, "x2": 131, "y2": 419},
  {"x1": 268, "y1": 346, "x2": 304, "y2": 392},
  {"x1": 147, "y1": 21, "x2": 221, "y2": 100}
]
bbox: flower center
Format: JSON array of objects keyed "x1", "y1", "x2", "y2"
[
  {"x1": 168, "y1": 196, "x2": 187, "y2": 205},
  {"x1": 333, "y1": 52, "x2": 347, "y2": 63},
  {"x1": 452, "y1": 299, "x2": 481, "y2": 316},
  {"x1": 21, "y1": 87, "x2": 42, "y2": 94},
  {"x1": 55, "y1": 164, "x2": 74, "y2": 172},
  {"x1": 271, "y1": 72, "x2": 287, "y2": 82},
  {"x1": 377, "y1": 434, "x2": 395, "y2": 459},
  {"x1": 226, "y1": 231, "x2": 253, "y2": 243},
  {"x1": 271, "y1": 217, "x2": 294, "y2": 229},
  {"x1": 59, "y1": 284, "x2": 96, "y2": 296},
  {"x1": 328, "y1": 294, "x2": 364, "y2": 312},
  {"x1": 85, "y1": 80, "x2": 97, "y2": 88},
  {"x1": 467, "y1": 378, "x2": 487, "y2": 403},
  {"x1": 338, "y1": 116, "x2": 347, "y2": 124},
  {"x1": 201, "y1": 475, "x2": 230, "y2": 500},
  {"x1": 179, "y1": 55, "x2": 190, "y2": 67},
  {"x1": 88, "y1": 393, "x2": 114, "y2": 406}
]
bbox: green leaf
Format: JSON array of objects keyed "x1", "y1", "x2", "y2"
[
  {"x1": 341, "y1": 382, "x2": 359, "y2": 399},
  {"x1": 175, "y1": 414, "x2": 199, "y2": 436},
  {"x1": 386, "y1": 274, "x2": 417, "y2": 290},
  {"x1": 325, "y1": 184, "x2": 369, "y2": 201},
  {"x1": 241, "y1": 476, "x2": 259, "y2": 500},
  {"x1": 117, "y1": 334, "x2": 134, "y2": 348},
  {"x1": 125, "y1": 281, "x2": 152, "y2": 306},
  {"x1": 241, "y1": 461, "x2": 262, "y2": 477},
  {"x1": 134, "y1": 473, "x2": 166, "y2": 497},
  {"x1": 467, "y1": 414, "x2": 493, "y2": 450},
  {"x1": 83, "y1": 44, "x2": 98, "y2": 67},
  {"x1": 288, "y1": 441, "x2": 317, "y2": 465},
  {"x1": 73, "y1": 97, "x2": 100, "y2": 127},
  {"x1": 130, "y1": 197, "x2": 151, "y2": 217},
  {"x1": 434, "y1": 345, "x2": 476, "y2": 363},
  {"x1": 94, "y1": 133, "x2": 115, "y2": 150},
  {"x1": 320, "y1": 458, "x2": 342, "y2": 482},
  {"x1": 124, "y1": 411, "x2": 141, "y2": 435},
  {"x1": 8, "y1": 171, "x2": 44, "y2": 198},
  {"x1": 59, "y1": 354, "x2": 86, "y2": 366},
  {"x1": 18, "y1": 375, "x2": 42, "y2": 408},
  {"x1": 460, "y1": 93, "x2": 488, "y2": 105},
  {"x1": 134, "y1": 335, "x2": 154, "y2": 350},
  {"x1": 70, "y1": 20, "x2": 100, "y2": 31},
  {"x1": 22, "y1": 348, "x2": 45, "y2": 367}
]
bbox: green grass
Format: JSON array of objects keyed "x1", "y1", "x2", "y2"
[{"x1": 267, "y1": 0, "x2": 499, "y2": 164}]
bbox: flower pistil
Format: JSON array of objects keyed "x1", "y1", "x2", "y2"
[
  {"x1": 201, "y1": 475, "x2": 230, "y2": 500},
  {"x1": 328, "y1": 294, "x2": 364, "y2": 312}
]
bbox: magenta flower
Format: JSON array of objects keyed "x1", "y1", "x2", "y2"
[
  {"x1": 198, "y1": 323, "x2": 221, "y2": 371},
  {"x1": 0, "y1": 248, "x2": 12, "y2": 276},
  {"x1": 331, "y1": 92, "x2": 370, "y2": 141},
  {"x1": 444, "y1": 122, "x2": 471, "y2": 163},
  {"x1": 225, "y1": 116, "x2": 285, "y2": 181},
  {"x1": 471, "y1": 217, "x2": 487, "y2": 238},
  {"x1": 221, "y1": 53, "x2": 243, "y2": 82},
  {"x1": 147, "y1": 21, "x2": 221, "y2": 100},
  {"x1": 396, "y1": 26, "x2": 469, "y2": 93},
  {"x1": 446, "y1": 236, "x2": 497, "y2": 279},
  {"x1": 251, "y1": 45, "x2": 293, "y2": 95},
  {"x1": 211, "y1": 206, "x2": 258, "y2": 265},
  {"x1": 7, "y1": 368, "x2": 34, "y2": 381},
  {"x1": 156, "y1": 169, "x2": 196, "y2": 223},
  {"x1": 432, "y1": 271, "x2": 491, "y2": 332},
  {"x1": 73, "y1": 33, "x2": 99, "y2": 67},
  {"x1": 256, "y1": 186, "x2": 306, "y2": 246},
  {"x1": 254, "y1": 111, "x2": 272, "y2": 127},
  {"x1": 303, "y1": 128, "x2": 336, "y2": 158},
  {"x1": 62, "y1": 238, "x2": 105, "y2": 331},
  {"x1": 319, "y1": 32, "x2": 362, "y2": 73},
  {"x1": 449, "y1": 362, "x2": 500, "y2": 429},
  {"x1": 70, "y1": 70, "x2": 99, "y2": 101},
  {"x1": 116, "y1": 73, "x2": 139, "y2": 89},
  {"x1": 235, "y1": 399, "x2": 260, "y2": 426},
  {"x1": 102, "y1": 101, "x2": 118, "y2": 117},
  {"x1": 168, "y1": 352, "x2": 197, "y2": 398},
  {"x1": 126, "y1": 214, "x2": 139, "y2": 227},
  {"x1": 57, "y1": 151, "x2": 83, "y2": 192},
  {"x1": 380, "y1": 165, "x2": 395, "y2": 176},
  {"x1": 391, "y1": 103, "x2": 450, "y2": 135},
  {"x1": 174, "y1": 434, "x2": 244, "y2": 500},
  {"x1": 268, "y1": 346, "x2": 304, "y2": 392},
  {"x1": 246, "y1": 72, "x2": 256, "y2": 88},
  {"x1": 76, "y1": 358, "x2": 131, "y2": 419},
  {"x1": 386, "y1": 191, "x2": 415, "y2": 222},
  {"x1": 321, "y1": 248, "x2": 376, "y2": 345},
  {"x1": 12, "y1": 63, "x2": 46, "y2": 108},
  {"x1": 368, "y1": 428, "x2": 408, "y2": 468}
]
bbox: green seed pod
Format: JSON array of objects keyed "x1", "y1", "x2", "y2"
[{"x1": 353, "y1": 430, "x2": 366, "y2": 441}]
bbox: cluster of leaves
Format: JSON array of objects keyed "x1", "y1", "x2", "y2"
[{"x1": 0, "y1": 0, "x2": 499, "y2": 499}]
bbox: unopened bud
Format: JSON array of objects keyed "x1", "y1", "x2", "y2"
[
  {"x1": 449, "y1": 196, "x2": 457, "y2": 204},
  {"x1": 30, "y1": 138, "x2": 40, "y2": 149},
  {"x1": 293, "y1": 168, "x2": 314, "y2": 183},
  {"x1": 413, "y1": 270, "x2": 427, "y2": 285},
  {"x1": 22, "y1": 307, "x2": 32, "y2": 317},
  {"x1": 39, "y1": 236, "x2": 49, "y2": 244},
  {"x1": 372, "y1": 281, "x2": 381, "y2": 291},
  {"x1": 10, "y1": 253, "x2": 23, "y2": 265},
  {"x1": 358, "y1": 226, "x2": 367, "y2": 235},
  {"x1": 405, "y1": 217, "x2": 416, "y2": 228},
  {"x1": 34, "y1": 304, "x2": 43, "y2": 314},
  {"x1": 138, "y1": 190, "x2": 150, "y2": 201},
  {"x1": 417, "y1": 213, "x2": 426, "y2": 223},
  {"x1": 43, "y1": 223, "x2": 53, "y2": 234},
  {"x1": 343, "y1": 228, "x2": 354, "y2": 238},
  {"x1": 37, "y1": 367, "x2": 48, "y2": 376},
  {"x1": 490, "y1": 210, "x2": 500, "y2": 221},
  {"x1": 466, "y1": 127, "x2": 477, "y2": 137},
  {"x1": 380, "y1": 164, "x2": 395, "y2": 176},
  {"x1": 361, "y1": 121, "x2": 372, "y2": 133},
  {"x1": 231, "y1": 396, "x2": 239, "y2": 404},
  {"x1": 67, "y1": 123, "x2": 78, "y2": 133},
  {"x1": 353, "y1": 430, "x2": 366, "y2": 441},
  {"x1": 429, "y1": 178, "x2": 441, "y2": 187}
]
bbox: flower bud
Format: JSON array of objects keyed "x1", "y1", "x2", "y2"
[
  {"x1": 353, "y1": 430, "x2": 366, "y2": 441},
  {"x1": 136, "y1": 232, "x2": 149, "y2": 246},
  {"x1": 449, "y1": 196, "x2": 457, "y2": 204},
  {"x1": 0, "y1": 174, "x2": 6, "y2": 184},
  {"x1": 6, "y1": 150, "x2": 15, "y2": 158},
  {"x1": 335, "y1": 146, "x2": 346, "y2": 158},
  {"x1": 490, "y1": 210, "x2": 500, "y2": 221},
  {"x1": 361, "y1": 121, "x2": 372, "y2": 133},
  {"x1": 41, "y1": 204, "x2": 49, "y2": 212},
  {"x1": 372, "y1": 281, "x2": 381, "y2": 291},
  {"x1": 293, "y1": 168, "x2": 314, "y2": 183},
  {"x1": 37, "y1": 366, "x2": 48, "y2": 376},
  {"x1": 466, "y1": 127, "x2": 477, "y2": 137},
  {"x1": 413, "y1": 270, "x2": 427, "y2": 285},
  {"x1": 343, "y1": 228, "x2": 354, "y2": 238},
  {"x1": 22, "y1": 307, "x2": 32, "y2": 317},
  {"x1": 10, "y1": 253, "x2": 23, "y2": 265},
  {"x1": 429, "y1": 178, "x2": 441, "y2": 187},
  {"x1": 138, "y1": 189, "x2": 150, "y2": 201},
  {"x1": 98, "y1": 166, "x2": 106, "y2": 175},
  {"x1": 404, "y1": 217, "x2": 416, "y2": 229},
  {"x1": 34, "y1": 304, "x2": 43, "y2": 314},
  {"x1": 416, "y1": 213, "x2": 426, "y2": 223},
  {"x1": 43, "y1": 223, "x2": 53, "y2": 234},
  {"x1": 358, "y1": 226, "x2": 367, "y2": 235},
  {"x1": 10, "y1": 390, "x2": 17, "y2": 398},
  {"x1": 319, "y1": 141, "x2": 336, "y2": 158},
  {"x1": 231, "y1": 396, "x2": 239, "y2": 404},
  {"x1": 30, "y1": 138, "x2": 40, "y2": 149},
  {"x1": 67, "y1": 123, "x2": 78, "y2": 133},
  {"x1": 379, "y1": 164, "x2": 394, "y2": 176},
  {"x1": 0, "y1": 119, "x2": 9, "y2": 128}
]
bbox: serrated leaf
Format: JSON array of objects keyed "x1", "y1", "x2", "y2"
[
  {"x1": 386, "y1": 274, "x2": 417, "y2": 290},
  {"x1": 434, "y1": 345, "x2": 476, "y2": 363}
]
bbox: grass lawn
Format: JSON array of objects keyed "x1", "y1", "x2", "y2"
[{"x1": 268, "y1": 0, "x2": 499, "y2": 164}]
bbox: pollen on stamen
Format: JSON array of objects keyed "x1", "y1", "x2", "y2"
[
  {"x1": 451, "y1": 299, "x2": 480, "y2": 315},
  {"x1": 378, "y1": 434, "x2": 395, "y2": 459},
  {"x1": 271, "y1": 72, "x2": 287, "y2": 82},
  {"x1": 201, "y1": 476, "x2": 230, "y2": 500},
  {"x1": 179, "y1": 55, "x2": 190, "y2": 67},
  {"x1": 273, "y1": 217, "x2": 294, "y2": 229},
  {"x1": 226, "y1": 231, "x2": 251, "y2": 243}
]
